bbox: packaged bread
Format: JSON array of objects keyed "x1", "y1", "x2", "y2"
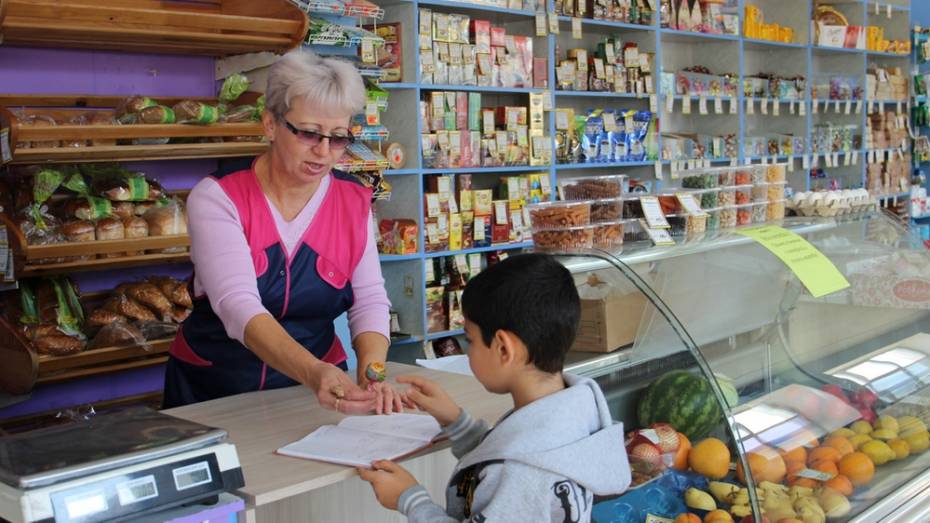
[
  {"x1": 103, "y1": 294, "x2": 157, "y2": 322},
  {"x1": 122, "y1": 216, "x2": 149, "y2": 256},
  {"x1": 34, "y1": 335, "x2": 84, "y2": 356},
  {"x1": 95, "y1": 216, "x2": 125, "y2": 258},
  {"x1": 62, "y1": 115, "x2": 89, "y2": 148},
  {"x1": 173, "y1": 100, "x2": 219, "y2": 125},
  {"x1": 89, "y1": 170, "x2": 165, "y2": 202},
  {"x1": 89, "y1": 321, "x2": 146, "y2": 349},
  {"x1": 15, "y1": 114, "x2": 60, "y2": 149},
  {"x1": 86, "y1": 308, "x2": 126, "y2": 330},
  {"x1": 112, "y1": 201, "x2": 135, "y2": 220},
  {"x1": 115, "y1": 95, "x2": 156, "y2": 120},
  {"x1": 143, "y1": 199, "x2": 188, "y2": 253},
  {"x1": 85, "y1": 111, "x2": 118, "y2": 146},
  {"x1": 124, "y1": 283, "x2": 173, "y2": 320},
  {"x1": 139, "y1": 321, "x2": 180, "y2": 340},
  {"x1": 60, "y1": 196, "x2": 113, "y2": 221},
  {"x1": 62, "y1": 220, "x2": 95, "y2": 243},
  {"x1": 148, "y1": 276, "x2": 192, "y2": 308},
  {"x1": 221, "y1": 104, "x2": 258, "y2": 123},
  {"x1": 171, "y1": 307, "x2": 191, "y2": 323},
  {"x1": 137, "y1": 105, "x2": 175, "y2": 125}
]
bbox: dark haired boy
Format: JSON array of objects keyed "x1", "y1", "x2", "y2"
[{"x1": 360, "y1": 253, "x2": 631, "y2": 522}]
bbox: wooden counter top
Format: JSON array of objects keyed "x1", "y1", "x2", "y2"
[{"x1": 164, "y1": 362, "x2": 511, "y2": 509}]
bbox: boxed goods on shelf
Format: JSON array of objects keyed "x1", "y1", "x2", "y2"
[
  {"x1": 743, "y1": 134, "x2": 806, "y2": 158},
  {"x1": 867, "y1": 111, "x2": 909, "y2": 151},
  {"x1": 742, "y1": 74, "x2": 806, "y2": 100},
  {"x1": 662, "y1": 133, "x2": 736, "y2": 161},
  {"x1": 743, "y1": 3, "x2": 795, "y2": 43},
  {"x1": 556, "y1": 41, "x2": 654, "y2": 94},
  {"x1": 378, "y1": 219, "x2": 418, "y2": 255},
  {"x1": 421, "y1": 92, "x2": 550, "y2": 168},
  {"x1": 555, "y1": 0, "x2": 653, "y2": 25},
  {"x1": 572, "y1": 276, "x2": 646, "y2": 352},
  {"x1": 663, "y1": 66, "x2": 738, "y2": 98},
  {"x1": 812, "y1": 74, "x2": 862, "y2": 101},
  {"x1": 364, "y1": 23, "x2": 403, "y2": 82},
  {"x1": 660, "y1": 0, "x2": 739, "y2": 35},
  {"x1": 867, "y1": 67, "x2": 908, "y2": 101},
  {"x1": 812, "y1": 124, "x2": 860, "y2": 154},
  {"x1": 555, "y1": 108, "x2": 657, "y2": 164},
  {"x1": 418, "y1": 9, "x2": 538, "y2": 88},
  {"x1": 866, "y1": 153, "x2": 912, "y2": 197}
]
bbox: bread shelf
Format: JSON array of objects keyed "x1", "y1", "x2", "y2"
[
  {"x1": 0, "y1": 214, "x2": 190, "y2": 278},
  {"x1": 0, "y1": 0, "x2": 309, "y2": 57},
  {"x1": 0, "y1": 94, "x2": 267, "y2": 164}
]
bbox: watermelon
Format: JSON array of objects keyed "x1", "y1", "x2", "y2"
[
  {"x1": 637, "y1": 370, "x2": 723, "y2": 440},
  {"x1": 714, "y1": 373, "x2": 739, "y2": 408}
]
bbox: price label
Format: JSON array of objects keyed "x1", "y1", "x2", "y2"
[
  {"x1": 773, "y1": 100, "x2": 780, "y2": 116},
  {"x1": 852, "y1": 151, "x2": 858, "y2": 165},
  {"x1": 640, "y1": 196, "x2": 670, "y2": 228},
  {"x1": 799, "y1": 100, "x2": 807, "y2": 116},
  {"x1": 887, "y1": 4, "x2": 892, "y2": 18},
  {"x1": 682, "y1": 96, "x2": 692, "y2": 115},
  {"x1": 897, "y1": 101, "x2": 903, "y2": 114},
  {"x1": 856, "y1": 100, "x2": 863, "y2": 114},
  {"x1": 535, "y1": 13, "x2": 547, "y2": 36},
  {"x1": 844, "y1": 152, "x2": 852, "y2": 166},
  {"x1": 802, "y1": 154, "x2": 810, "y2": 169},
  {"x1": 714, "y1": 96, "x2": 723, "y2": 114},
  {"x1": 746, "y1": 98, "x2": 755, "y2": 115},
  {"x1": 687, "y1": 159, "x2": 696, "y2": 170},
  {"x1": 670, "y1": 160, "x2": 680, "y2": 179},
  {"x1": 869, "y1": 100, "x2": 876, "y2": 114},
  {"x1": 676, "y1": 193, "x2": 707, "y2": 216},
  {"x1": 650, "y1": 95, "x2": 658, "y2": 112},
  {"x1": 730, "y1": 97, "x2": 738, "y2": 114},
  {"x1": 788, "y1": 159, "x2": 795, "y2": 172},
  {"x1": 845, "y1": 100, "x2": 852, "y2": 115},
  {"x1": 699, "y1": 96, "x2": 708, "y2": 115},
  {"x1": 642, "y1": 220, "x2": 675, "y2": 246},
  {"x1": 548, "y1": 12, "x2": 560, "y2": 34},
  {"x1": 666, "y1": 93, "x2": 675, "y2": 113},
  {"x1": 572, "y1": 17, "x2": 582, "y2": 39},
  {"x1": 834, "y1": 99, "x2": 841, "y2": 113},
  {"x1": 730, "y1": 158, "x2": 738, "y2": 167},
  {"x1": 797, "y1": 468, "x2": 835, "y2": 481},
  {"x1": 761, "y1": 98, "x2": 769, "y2": 115},
  {"x1": 832, "y1": 152, "x2": 839, "y2": 166},
  {"x1": 812, "y1": 99, "x2": 819, "y2": 114},
  {"x1": 654, "y1": 161, "x2": 664, "y2": 180},
  {"x1": 789, "y1": 100, "x2": 796, "y2": 114}
]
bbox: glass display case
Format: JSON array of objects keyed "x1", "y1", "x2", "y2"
[{"x1": 556, "y1": 211, "x2": 930, "y2": 523}]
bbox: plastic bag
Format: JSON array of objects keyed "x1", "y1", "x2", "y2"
[
  {"x1": 15, "y1": 113, "x2": 60, "y2": 149},
  {"x1": 143, "y1": 198, "x2": 187, "y2": 252},
  {"x1": 63, "y1": 115, "x2": 89, "y2": 148},
  {"x1": 219, "y1": 74, "x2": 250, "y2": 105},
  {"x1": 115, "y1": 95, "x2": 157, "y2": 120},
  {"x1": 80, "y1": 164, "x2": 165, "y2": 202},
  {"x1": 221, "y1": 104, "x2": 259, "y2": 123},
  {"x1": 102, "y1": 294, "x2": 157, "y2": 323},
  {"x1": 137, "y1": 321, "x2": 179, "y2": 341},
  {"x1": 173, "y1": 100, "x2": 219, "y2": 125},
  {"x1": 89, "y1": 320, "x2": 148, "y2": 350}
]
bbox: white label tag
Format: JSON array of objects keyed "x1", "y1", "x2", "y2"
[
  {"x1": 682, "y1": 96, "x2": 692, "y2": 115},
  {"x1": 699, "y1": 96, "x2": 708, "y2": 115},
  {"x1": 536, "y1": 13, "x2": 547, "y2": 36},
  {"x1": 845, "y1": 100, "x2": 852, "y2": 114},
  {"x1": 670, "y1": 160, "x2": 679, "y2": 179},
  {"x1": 761, "y1": 97, "x2": 769, "y2": 115},
  {"x1": 834, "y1": 99, "x2": 841, "y2": 113},
  {"x1": 715, "y1": 97, "x2": 723, "y2": 114},
  {"x1": 640, "y1": 196, "x2": 670, "y2": 228},
  {"x1": 788, "y1": 159, "x2": 795, "y2": 172},
  {"x1": 730, "y1": 158, "x2": 738, "y2": 167},
  {"x1": 869, "y1": 100, "x2": 876, "y2": 114},
  {"x1": 650, "y1": 95, "x2": 658, "y2": 113},
  {"x1": 654, "y1": 161, "x2": 663, "y2": 180},
  {"x1": 773, "y1": 100, "x2": 780, "y2": 116},
  {"x1": 803, "y1": 154, "x2": 810, "y2": 169},
  {"x1": 676, "y1": 193, "x2": 707, "y2": 216},
  {"x1": 0, "y1": 128, "x2": 10, "y2": 163},
  {"x1": 572, "y1": 17, "x2": 582, "y2": 39},
  {"x1": 643, "y1": 221, "x2": 675, "y2": 246},
  {"x1": 687, "y1": 159, "x2": 696, "y2": 170},
  {"x1": 789, "y1": 100, "x2": 796, "y2": 114},
  {"x1": 746, "y1": 98, "x2": 755, "y2": 115},
  {"x1": 832, "y1": 152, "x2": 839, "y2": 166},
  {"x1": 852, "y1": 151, "x2": 858, "y2": 165},
  {"x1": 797, "y1": 468, "x2": 835, "y2": 481},
  {"x1": 730, "y1": 98, "x2": 738, "y2": 115},
  {"x1": 856, "y1": 100, "x2": 863, "y2": 114},
  {"x1": 666, "y1": 94, "x2": 675, "y2": 113},
  {"x1": 800, "y1": 100, "x2": 807, "y2": 116},
  {"x1": 813, "y1": 99, "x2": 819, "y2": 114},
  {"x1": 548, "y1": 12, "x2": 559, "y2": 34},
  {"x1": 887, "y1": 4, "x2": 892, "y2": 18},
  {"x1": 844, "y1": 152, "x2": 852, "y2": 166},
  {"x1": 897, "y1": 101, "x2": 903, "y2": 114}
]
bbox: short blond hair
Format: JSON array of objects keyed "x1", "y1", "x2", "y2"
[{"x1": 265, "y1": 49, "x2": 366, "y2": 119}]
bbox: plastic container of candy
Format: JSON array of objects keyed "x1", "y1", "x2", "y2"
[
  {"x1": 531, "y1": 224, "x2": 595, "y2": 252},
  {"x1": 527, "y1": 200, "x2": 592, "y2": 228},
  {"x1": 593, "y1": 220, "x2": 625, "y2": 250},
  {"x1": 559, "y1": 174, "x2": 626, "y2": 200}
]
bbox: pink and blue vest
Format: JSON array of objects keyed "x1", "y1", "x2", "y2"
[{"x1": 163, "y1": 162, "x2": 372, "y2": 408}]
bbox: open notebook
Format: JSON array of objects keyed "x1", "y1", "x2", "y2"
[{"x1": 276, "y1": 413, "x2": 443, "y2": 468}]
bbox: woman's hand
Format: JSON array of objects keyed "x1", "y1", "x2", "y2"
[
  {"x1": 309, "y1": 362, "x2": 375, "y2": 414},
  {"x1": 357, "y1": 460, "x2": 419, "y2": 510},
  {"x1": 367, "y1": 381, "x2": 407, "y2": 415},
  {"x1": 396, "y1": 375, "x2": 461, "y2": 427}
]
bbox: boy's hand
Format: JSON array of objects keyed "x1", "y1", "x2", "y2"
[
  {"x1": 357, "y1": 460, "x2": 418, "y2": 510},
  {"x1": 397, "y1": 375, "x2": 461, "y2": 426}
]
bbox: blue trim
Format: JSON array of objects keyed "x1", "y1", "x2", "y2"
[
  {"x1": 426, "y1": 329, "x2": 465, "y2": 341},
  {"x1": 867, "y1": 50, "x2": 911, "y2": 58},
  {"x1": 380, "y1": 254, "x2": 421, "y2": 262},
  {"x1": 384, "y1": 168, "x2": 419, "y2": 175},
  {"x1": 381, "y1": 82, "x2": 419, "y2": 89},
  {"x1": 742, "y1": 38, "x2": 807, "y2": 50},
  {"x1": 424, "y1": 242, "x2": 532, "y2": 259},
  {"x1": 812, "y1": 45, "x2": 865, "y2": 55},
  {"x1": 557, "y1": 16, "x2": 652, "y2": 32},
  {"x1": 390, "y1": 336, "x2": 424, "y2": 346},
  {"x1": 660, "y1": 28, "x2": 741, "y2": 42},
  {"x1": 416, "y1": 0, "x2": 535, "y2": 17},
  {"x1": 557, "y1": 161, "x2": 656, "y2": 169},
  {"x1": 422, "y1": 166, "x2": 544, "y2": 174},
  {"x1": 419, "y1": 84, "x2": 543, "y2": 94},
  {"x1": 554, "y1": 90, "x2": 649, "y2": 99}
]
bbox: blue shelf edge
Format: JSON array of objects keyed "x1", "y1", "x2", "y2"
[
  {"x1": 419, "y1": 84, "x2": 542, "y2": 94},
  {"x1": 742, "y1": 38, "x2": 807, "y2": 49},
  {"x1": 421, "y1": 165, "x2": 544, "y2": 174},
  {"x1": 380, "y1": 253, "x2": 421, "y2": 262},
  {"x1": 660, "y1": 28, "x2": 740, "y2": 42},
  {"x1": 557, "y1": 15, "x2": 653, "y2": 32},
  {"x1": 416, "y1": 0, "x2": 536, "y2": 17},
  {"x1": 426, "y1": 329, "x2": 465, "y2": 341},
  {"x1": 554, "y1": 90, "x2": 649, "y2": 99},
  {"x1": 557, "y1": 161, "x2": 656, "y2": 169},
  {"x1": 390, "y1": 336, "x2": 424, "y2": 346},
  {"x1": 381, "y1": 82, "x2": 419, "y2": 89},
  {"x1": 384, "y1": 168, "x2": 419, "y2": 175},
  {"x1": 424, "y1": 242, "x2": 533, "y2": 259}
]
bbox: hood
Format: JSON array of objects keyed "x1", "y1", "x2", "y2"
[{"x1": 458, "y1": 373, "x2": 630, "y2": 495}]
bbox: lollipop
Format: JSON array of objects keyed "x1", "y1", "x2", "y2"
[{"x1": 365, "y1": 362, "x2": 387, "y2": 383}]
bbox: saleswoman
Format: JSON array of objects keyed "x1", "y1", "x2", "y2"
[{"x1": 164, "y1": 50, "x2": 399, "y2": 414}]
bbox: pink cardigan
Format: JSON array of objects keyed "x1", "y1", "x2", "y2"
[{"x1": 187, "y1": 173, "x2": 391, "y2": 344}]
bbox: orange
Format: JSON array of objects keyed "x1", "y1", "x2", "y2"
[
  {"x1": 810, "y1": 459, "x2": 839, "y2": 478},
  {"x1": 788, "y1": 476, "x2": 819, "y2": 488},
  {"x1": 688, "y1": 438, "x2": 731, "y2": 480},
  {"x1": 674, "y1": 514, "x2": 702, "y2": 523},
  {"x1": 703, "y1": 509, "x2": 733, "y2": 523},
  {"x1": 780, "y1": 445, "x2": 807, "y2": 465},
  {"x1": 823, "y1": 435, "x2": 855, "y2": 457},
  {"x1": 672, "y1": 433, "x2": 692, "y2": 470},
  {"x1": 807, "y1": 446, "x2": 842, "y2": 465},
  {"x1": 824, "y1": 474, "x2": 854, "y2": 496},
  {"x1": 736, "y1": 447, "x2": 786, "y2": 485},
  {"x1": 838, "y1": 452, "x2": 875, "y2": 486}
]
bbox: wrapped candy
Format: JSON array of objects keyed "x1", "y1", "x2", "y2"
[{"x1": 365, "y1": 361, "x2": 387, "y2": 383}]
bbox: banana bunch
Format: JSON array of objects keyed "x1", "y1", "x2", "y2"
[{"x1": 684, "y1": 487, "x2": 716, "y2": 511}]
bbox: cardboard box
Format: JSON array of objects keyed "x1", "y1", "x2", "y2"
[{"x1": 570, "y1": 291, "x2": 647, "y2": 353}]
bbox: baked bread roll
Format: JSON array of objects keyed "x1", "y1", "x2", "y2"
[
  {"x1": 62, "y1": 220, "x2": 95, "y2": 243},
  {"x1": 122, "y1": 216, "x2": 149, "y2": 256},
  {"x1": 148, "y1": 276, "x2": 192, "y2": 308},
  {"x1": 34, "y1": 335, "x2": 84, "y2": 356},
  {"x1": 95, "y1": 216, "x2": 125, "y2": 259},
  {"x1": 91, "y1": 322, "x2": 144, "y2": 348},
  {"x1": 87, "y1": 308, "x2": 127, "y2": 329},
  {"x1": 124, "y1": 283, "x2": 173, "y2": 320},
  {"x1": 103, "y1": 294, "x2": 156, "y2": 322},
  {"x1": 86, "y1": 111, "x2": 117, "y2": 146},
  {"x1": 112, "y1": 201, "x2": 135, "y2": 220}
]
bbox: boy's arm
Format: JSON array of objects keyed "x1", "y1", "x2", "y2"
[
  {"x1": 397, "y1": 486, "x2": 459, "y2": 523},
  {"x1": 442, "y1": 410, "x2": 488, "y2": 459}
]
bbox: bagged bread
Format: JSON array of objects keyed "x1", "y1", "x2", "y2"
[
  {"x1": 89, "y1": 321, "x2": 146, "y2": 349},
  {"x1": 123, "y1": 283, "x2": 173, "y2": 321},
  {"x1": 137, "y1": 105, "x2": 175, "y2": 124},
  {"x1": 149, "y1": 276, "x2": 192, "y2": 308},
  {"x1": 115, "y1": 95, "x2": 156, "y2": 122},
  {"x1": 95, "y1": 216, "x2": 125, "y2": 259},
  {"x1": 86, "y1": 308, "x2": 126, "y2": 330},
  {"x1": 16, "y1": 114, "x2": 60, "y2": 149},
  {"x1": 122, "y1": 216, "x2": 149, "y2": 256},
  {"x1": 34, "y1": 335, "x2": 85, "y2": 356},
  {"x1": 143, "y1": 199, "x2": 188, "y2": 253},
  {"x1": 85, "y1": 111, "x2": 118, "y2": 146},
  {"x1": 112, "y1": 201, "x2": 135, "y2": 220},
  {"x1": 173, "y1": 100, "x2": 219, "y2": 125},
  {"x1": 62, "y1": 115, "x2": 89, "y2": 148},
  {"x1": 103, "y1": 294, "x2": 157, "y2": 322}
]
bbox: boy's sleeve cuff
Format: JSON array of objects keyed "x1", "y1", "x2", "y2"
[
  {"x1": 441, "y1": 409, "x2": 477, "y2": 441},
  {"x1": 398, "y1": 485, "x2": 431, "y2": 516}
]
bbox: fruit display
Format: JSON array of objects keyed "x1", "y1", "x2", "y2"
[{"x1": 638, "y1": 370, "x2": 727, "y2": 441}]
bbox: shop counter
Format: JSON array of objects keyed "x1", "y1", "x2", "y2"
[{"x1": 164, "y1": 362, "x2": 510, "y2": 522}]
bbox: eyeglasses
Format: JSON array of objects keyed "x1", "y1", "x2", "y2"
[{"x1": 282, "y1": 119, "x2": 355, "y2": 149}]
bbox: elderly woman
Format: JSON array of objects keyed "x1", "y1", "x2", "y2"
[{"x1": 163, "y1": 50, "x2": 399, "y2": 414}]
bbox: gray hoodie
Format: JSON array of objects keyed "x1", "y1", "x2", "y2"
[{"x1": 397, "y1": 373, "x2": 631, "y2": 522}]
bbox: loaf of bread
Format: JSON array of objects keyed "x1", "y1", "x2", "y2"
[
  {"x1": 112, "y1": 201, "x2": 135, "y2": 220},
  {"x1": 86, "y1": 111, "x2": 117, "y2": 146},
  {"x1": 103, "y1": 294, "x2": 157, "y2": 322},
  {"x1": 122, "y1": 216, "x2": 149, "y2": 256},
  {"x1": 62, "y1": 220, "x2": 95, "y2": 243},
  {"x1": 149, "y1": 276, "x2": 192, "y2": 308},
  {"x1": 95, "y1": 216, "x2": 125, "y2": 259},
  {"x1": 87, "y1": 308, "x2": 127, "y2": 329},
  {"x1": 34, "y1": 335, "x2": 84, "y2": 356},
  {"x1": 91, "y1": 322, "x2": 144, "y2": 348},
  {"x1": 124, "y1": 283, "x2": 173, "y2": 320}
]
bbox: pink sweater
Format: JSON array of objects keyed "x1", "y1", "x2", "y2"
[{"x1": 187, "y1": 173, "x2": 391, "y2": 344}]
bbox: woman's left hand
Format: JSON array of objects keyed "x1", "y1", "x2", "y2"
[{"x1": 367, "y1": 381, "x2": 407, "y2": 415}]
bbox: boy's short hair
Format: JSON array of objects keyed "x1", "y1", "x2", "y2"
[{"x1": 462, "y1": 253, "x2": 580, "y2": 373}]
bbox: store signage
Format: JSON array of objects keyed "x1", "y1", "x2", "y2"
[{"x1": 736, "y1": 225, "x2": 850, "y2": 298}]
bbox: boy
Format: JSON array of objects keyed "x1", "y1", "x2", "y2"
[{"x1": 359, "y1": 253, "x2": 631, "y2": 522}]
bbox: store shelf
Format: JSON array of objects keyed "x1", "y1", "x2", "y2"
[
  {"x1": 390, "y1": 335, "x2": 424, "y2": 346},
  {"x1": 384, "y1": 169, "x2": 420, "y2": 175},
  {"x1": 812, "y1": 45, "x2": 865, "y2": 56},
  {"x1": 380, "y1": 253, "x2": 421, "y2": 262},
  {"x1": 554, "y1": 90, "x2": 650, "y2": 99},
  {"x1": 867, "y1": 99, "x2": 909, "y2": 105},
  {"x1": 877, "y1": 191, "x2": 911, "y2": 201},
  {"x1": 425, "y1": 328, "x2": 465, "y2": 341},
  {"x1": 293, "y1": 0, "x2": 385, "y2": 19},
  {"x1": 416, "y1": 0, "x2": 536, "y2": 18},
  {"x1": 867, "y1": 50, "x2": 910, "y2": 58},
  {"x1": 422, "y1": 166, "x2": 544, "y2": 174},
  {"x1": 381, "y1": 82, "x2": 419, "y2": 89},
  {"x1": 418, "y1": 84, "x2": 542, "y2": 94},
  {"x1": 660, "y1": 29, "x2": 740, "y2": 43},
  {"x1": 557, "y1": 16, "x2": 653, "y2": 32},
  {"x1": 557, "y1": 161, "x2": 656, "y2": 169},
  {"x1": 0, "y1": 0, "x2": 308, "y2": 56},
  {"x1": 424, "y1": 241, "x2": 532, "y2": 259},
  {"x1": 742, "y1": 38, "x2": 807, "y2": 50}
]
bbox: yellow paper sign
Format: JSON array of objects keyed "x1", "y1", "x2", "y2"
[{"x1": 736, "y1": 225, "x2": 850, "y2": 298}]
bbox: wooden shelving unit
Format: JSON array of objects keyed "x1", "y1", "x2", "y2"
[{"x1": 0, "y1": 0, "x2": 309, "y2": 57}]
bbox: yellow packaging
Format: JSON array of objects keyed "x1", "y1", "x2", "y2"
[
  {"x1": 473, "y1": 189, "x2": 494, "y2": 215},
  {"x1": 449, "y1": 213, "x2": 462, "y2": 251},
  {"x1": 528, "y1": 92, "x2": 545, "y2": 130}
]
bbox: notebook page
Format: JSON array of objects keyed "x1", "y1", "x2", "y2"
[
  {"x1": 276, "y1": 425, "x2": 428, "y2": 468},
  {"x1": 337, "y1": 413, "x2": 442, "y2": 443}
]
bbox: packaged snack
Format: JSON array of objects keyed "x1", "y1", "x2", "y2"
[
  {"x1": 532, "y1": 224, "x2": 595, "y2": 252},
  {"x1": 219, "y1": 73, "x2": 251, "y2": 105},
  {"x1": 559, "y1": 175, "x2": 626, "y2": 200},
  {"x1": 735, "y1": 203, "x2": 752, "y2": 226},
  {"x1": 719, "y1": 206, "x2": 737, "y2": 228},
  {"x1": 591, "y1": 198, "x2": 624, "y2": 223},
  {"x1": 527, "y1": 201, "x2": 591, "y2": 228},
  {"x1": 751, "y1": 201, "x2": 768, "y2": 223}
]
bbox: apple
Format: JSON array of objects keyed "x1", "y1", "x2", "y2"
[
  {"x1": 821, "y1": 384, "x2": 849, "y2": 403},
  {"x1": 852, "y1": 388, "x2": 878, "y2": 409}
]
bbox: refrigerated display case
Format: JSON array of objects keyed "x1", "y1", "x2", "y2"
[{"x1": 557, "y1": 211, "x2": 930, "y2": 522}]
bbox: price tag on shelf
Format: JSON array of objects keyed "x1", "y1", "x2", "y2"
[
  {"x1": 887, "y1": 4, "x2": 892, "y2": 18},
  {"x1": 796, "y1": 468, "x2": 835, "y2": 481},
  {"x1": 897, "y1": 101, "x2": 903, "y2": 114},
  {"x1": 699, "y1": 96, "x2": 708, "y2": 115},
  {"x1": 730, "y1": 158, "x2": 738, "y2": 167},
  {"x1": 654, "y1": 161, "x2": 663, "y2": 180},
  {"x1": 365, "y1": 102, "x2": 380, "y2": 125},
  {"x1": 825, "y1": 153, "x2": 833, "y2": 167},
  {"x1": 640, "y1": 196, "x2": 670, "y2": 229},
  {"x1": 832, "y1": 152, "x2": 839, "y2": 166},
  {"x1": 730, "y1": 97, "x2": 738, "y2": 115},
  {"x1": 869, "y1": 100, "x2": 876, "y2": 114},
  {"x1": 875, "y1": 2, "x2": 880, "y2": 15},
  {"x1": 643, "y1": 221, "x2": 675, "y2": 246},
  {"x1": 535, "y1": 13, "x2": 547, "y2": 36},
  {"x1": 812, "y1": 99, "x2": 819, "y2": 114},
  {"x1": 788, "y1": 159, "x2": 795, "y2": 172},
  {"x1": 845, "y1": 100, "x2": 852, "y2": 115},
  {"x1": 834, "y1": 99, "x2": 841, "y2": 113},
  {"x1": 856, "y1": 100, "x2": 863, "y2": 114},
  {"x1": 650, "y1": 95, "x2": 658, "y2": 113},
  {"x1": 548, "y1": 12, "x2": 560, "y2": 34},
  {"x1": 666, "y1": 93, "x2": 675, "y2": 113},
  {"x1": 852, "y1": 151, "x2": 858, "y2": 165},
  {"x1": 761, "y1": 98, "x2": 769, "y2": 115},
  {"x1": 844, "y1": 152, "x2": 852, "y2": 166},
  {"x1": 803, "y1": 154, "x2": 810, "y2": 169},
  {"x1": 682, "y1": 96, "x2": 692, "y2": 115},
  {"x1": 687, "y1": 159, "x2": 696, "y2": 170},
  {"x1": 543, "y1": 93, "x2": 553, "y2": 111},
  {"x1": 746, "y1": 98, "x2": 755, "y2": 115},
  {"x1": 773, "y1": 100, "x2": 780, "y2": 116},
  {"x1": 572, "y1": 17, "x2": 582, "y2": 39},
  {"x1": 789, "y1": 100, "x2": 796, "y2": 115},
  {"x1": 676, "y1": 193, "x2": 707, "y2": 216},
  {"x1": 670, "y1": 160, "x2": 680, "y2": 179},
  {"x1": 800, "y1": 100, "x2": 807, "y2": 116},
  {"x1": 704, "y1": 159, "x2": 712, "y2": 169},
  {"x1": 714, "y1": 96, "x2": 723, "y2": 114}
]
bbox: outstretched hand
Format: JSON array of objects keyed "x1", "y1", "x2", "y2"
[
  {"x1": 358, "y1": 460, "x2": 419, "y2": 510},
  {"x1": 397, "y1": 375, "x2": 461, "y2": 426}
]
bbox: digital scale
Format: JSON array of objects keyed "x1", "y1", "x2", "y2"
[{"x1": 0, "y1": 407, "x2": 244, "y2": 523}]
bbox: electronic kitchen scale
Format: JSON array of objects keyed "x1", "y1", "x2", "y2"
[{"x1": 0, "y1": 407, "x2": 244, "y2": 523}]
